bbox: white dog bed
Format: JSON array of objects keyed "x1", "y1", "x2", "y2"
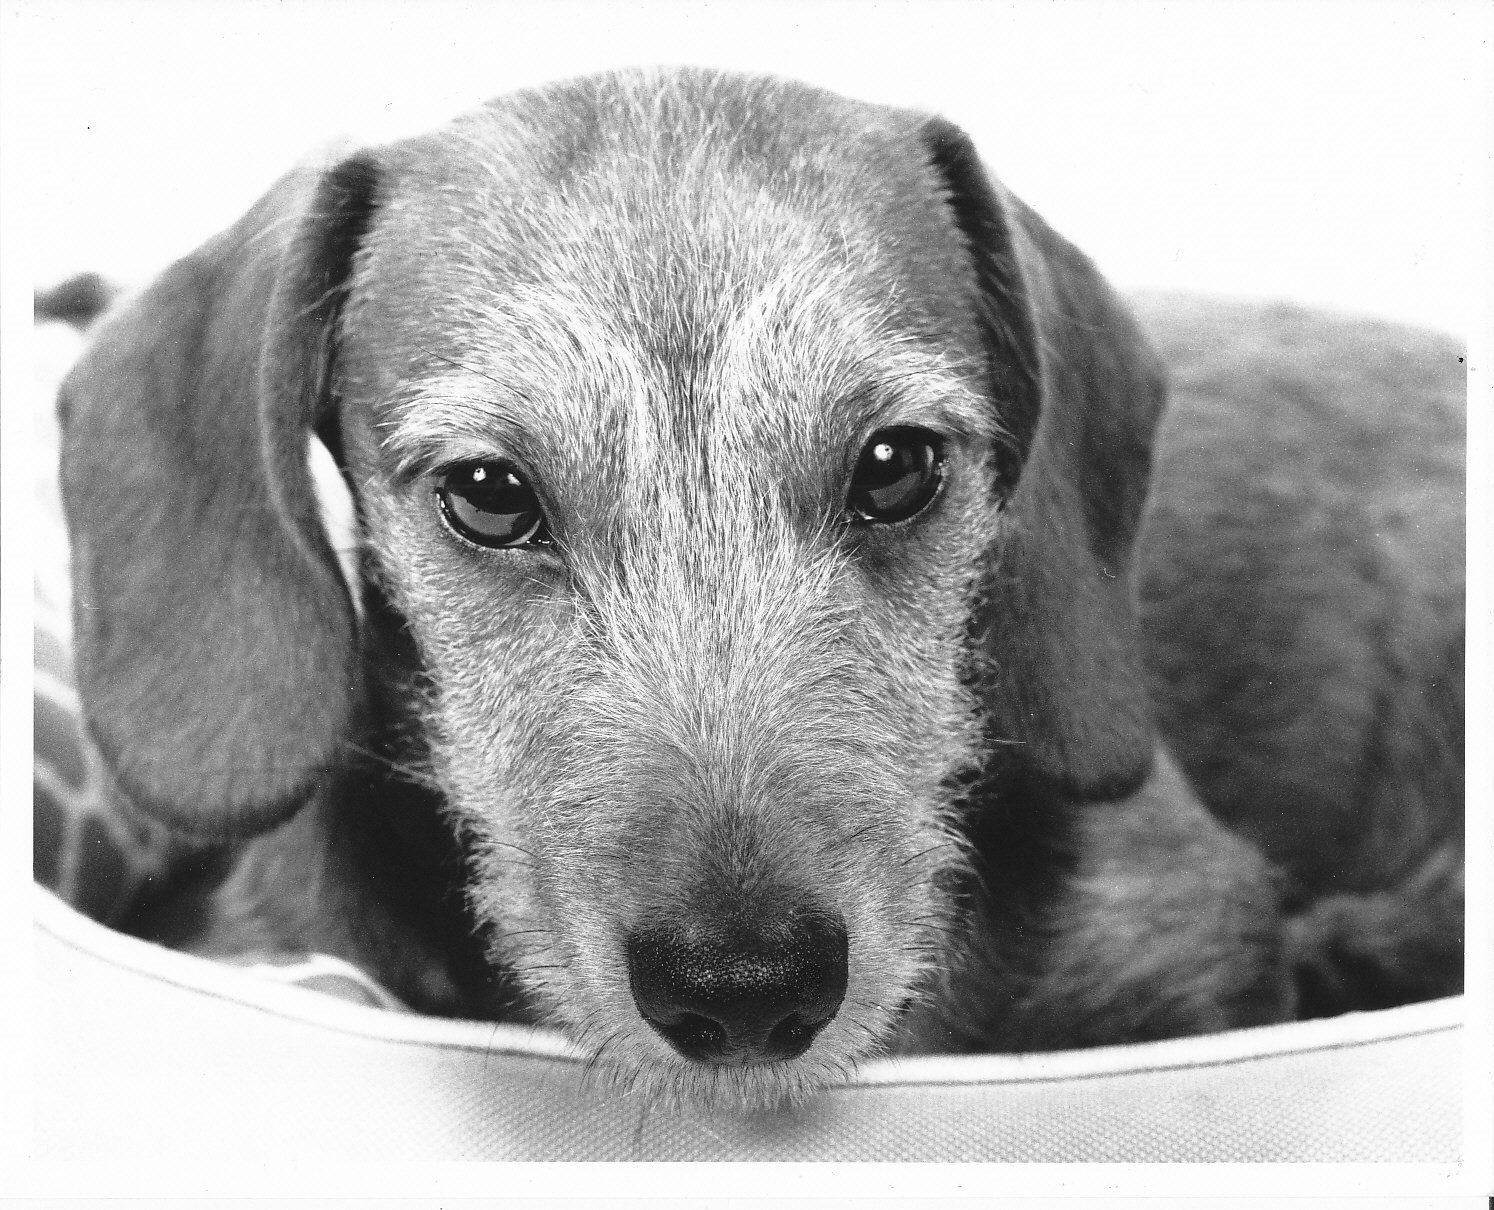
[{"x1": 32, "y1": 887, "x2": 1462, "y2": 1162}]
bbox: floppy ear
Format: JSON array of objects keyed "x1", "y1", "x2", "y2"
[
  {"x1": 923, "y1": 119, "x2": 1167, "y2": 801},
  {"x1": 58, "y1": 155, "x2": 382, "y2": 837}
]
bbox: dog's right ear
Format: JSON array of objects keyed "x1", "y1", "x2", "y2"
[
  {"x1": 921, "y1": 118, "x2": 1168, "y2": 803},
  {"x1": 59, "y1": 155, "x2": 382, "y2": 838}
]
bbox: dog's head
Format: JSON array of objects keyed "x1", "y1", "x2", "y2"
[{"x1": 60, "y1": 69, "x2": 1165, "y2": 1109}]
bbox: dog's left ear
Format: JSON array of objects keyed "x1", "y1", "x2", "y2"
[
  {"x1": 922, "y1": 119, "x2": 1167, "y2": 801},
  {"x1": 58, "y1": 155, "x2": 381, "y2": 837}
]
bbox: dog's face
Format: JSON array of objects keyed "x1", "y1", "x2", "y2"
[
  {"x1": 338, "y1": 87, "x2": 1008, "y2": 1103},
  {"x1": 60, "y1": 70, "x2": 1166, "y2": 1109}
]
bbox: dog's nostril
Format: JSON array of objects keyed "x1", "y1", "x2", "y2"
[
  {"x1": 766, "y1": 1012, "x2": 815, "y2": 1056},
  {"x1": 657, "y1": 1011, "x2": 728, "y2": 1062},
  {"x1": 626, "y1": 911, "x2": 849, "y2": 1066}
]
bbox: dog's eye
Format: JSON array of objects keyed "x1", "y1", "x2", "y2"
[
  {"x1": 436, "y1": 462, "x2": 549, "y2": 548},
  {"x1": 847, "y1": 427, "x2": 946, "y2": 524}
]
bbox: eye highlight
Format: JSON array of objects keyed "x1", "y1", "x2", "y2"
[
  {"x1": 436, "y1": 461, "x2": 549, "y2": 549},
  {"x1": 847, "y1": 427, "x2": 946, "y2": 525}
]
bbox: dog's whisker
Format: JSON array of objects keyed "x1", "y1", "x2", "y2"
[
  {"x1": 414, "y1": 344, "x2": 509, "y2": 391},
  {"x1": 482, "y1": 858, "x2": 539, "y2": 875},
  {"x1": 836, "y1": 820, "x2": 886, "y2": 846},
  {"x1": 338, "y1": 739, "x2": 443, "y2": 789},
  {"x1": 482, "y1": 837, "x2": 540, "y2": 861},
  {"x1": 896, "y1": 841, "x2": 960, "y2": 870}
]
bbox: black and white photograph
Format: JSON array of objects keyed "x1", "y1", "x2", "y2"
[{"x1": 3, "y1": 0, "x2": 1489, "y2": 1197}]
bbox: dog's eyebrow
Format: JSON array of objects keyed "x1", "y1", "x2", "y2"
[
  {"x1": 703, "y1": 266, "x2": 1011, "y2": 448},
  {"x1": 384, "y1": 358, "x2": 1009, "y2": 481},
  {"x1": 380, "y1": 374, "x2": 538, "y2": 479},
  {"x1": 837, "y1": 348, "x2": 1012, "y2": 451},
  {"x1": 859, "y1": 366, "x2": 1004, "y2": 443}
]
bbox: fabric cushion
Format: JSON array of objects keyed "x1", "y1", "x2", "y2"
[{"x1": 32, "y1": 888, "x2": 1464, "y2": 1161}]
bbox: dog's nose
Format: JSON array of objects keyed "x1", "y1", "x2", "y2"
[{"x1": 626, "y1": 912, "x2": 849, "y2": 1065}]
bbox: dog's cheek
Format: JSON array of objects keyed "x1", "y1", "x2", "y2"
[
  {"x1": 431, "y1": 620, "x2": 580, "y2": 964},
  {"x1": 832, "y1": 488, "x2": 1003, "y2": 1003},
  {"x1": 353, "y1": 496, "x2": 686, "y2": 1032},
  {"x1": 851, "y1": 484, "x2": 997, "y2": 809},
  {"x1": 356, "y1": 494, "x2": 584, "y2": 973}
]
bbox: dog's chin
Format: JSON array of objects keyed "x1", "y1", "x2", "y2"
[
  {"x1": 602, "y1": 980, "x2": 943, "y2": 1111},
  {"x1": 476, "y1": 889, "x2": 945, "y2": 1111},
  {"x1": 517, "y1": 972, "x2": 910, "y2": 1112},
  {"x1": 573, "y1": 1027, "x2": 879, "y2": 1114}
]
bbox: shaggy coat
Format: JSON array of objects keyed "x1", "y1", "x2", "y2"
[{"x1": 58, "y1": 69, "x2": 1463, "y2": 1110}]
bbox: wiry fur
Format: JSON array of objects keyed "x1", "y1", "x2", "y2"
[
  {"x1": 58, "y1": 69, "x2": 1463, "y2": 1112},
  {"x1": 338, "y1": 135, "x2": 1004, "y2": 1105}
]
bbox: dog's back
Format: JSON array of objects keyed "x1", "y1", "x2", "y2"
[{"x1": 1134, "y1": 294, "x2": 1464, "y2": 1015}]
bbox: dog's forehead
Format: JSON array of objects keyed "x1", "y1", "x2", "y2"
[
  {"x1": 362, "y1": 70, "x2": 978, "y2": 326},
  {"x1": 342, "y1": 71, "x2": 990, "y2": 511}
]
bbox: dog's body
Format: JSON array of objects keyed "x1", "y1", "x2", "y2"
[{"x1": 58, "y1": 69, "x2": 1463, "y2": 1109}]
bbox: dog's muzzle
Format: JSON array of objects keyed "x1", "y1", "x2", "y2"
[{"x1": 626, "y1": 910, "x2": 849, "y2": 1065}]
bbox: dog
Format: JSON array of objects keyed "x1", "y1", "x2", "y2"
[{"x1": 56, "y1": 68, "x2": 1464, "y2": 1111}]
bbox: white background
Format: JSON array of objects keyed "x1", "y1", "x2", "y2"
[
  {"x1": 6, "y1": 0, "x2": 1491, "y2": 333},
  {"x1": 3, "y1": 0, "x2": 1492, "y2": 1196}
]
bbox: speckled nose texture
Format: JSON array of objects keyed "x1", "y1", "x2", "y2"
[{"x1": 627, "y1": 912, "x2": 849, "y2": 1065}]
